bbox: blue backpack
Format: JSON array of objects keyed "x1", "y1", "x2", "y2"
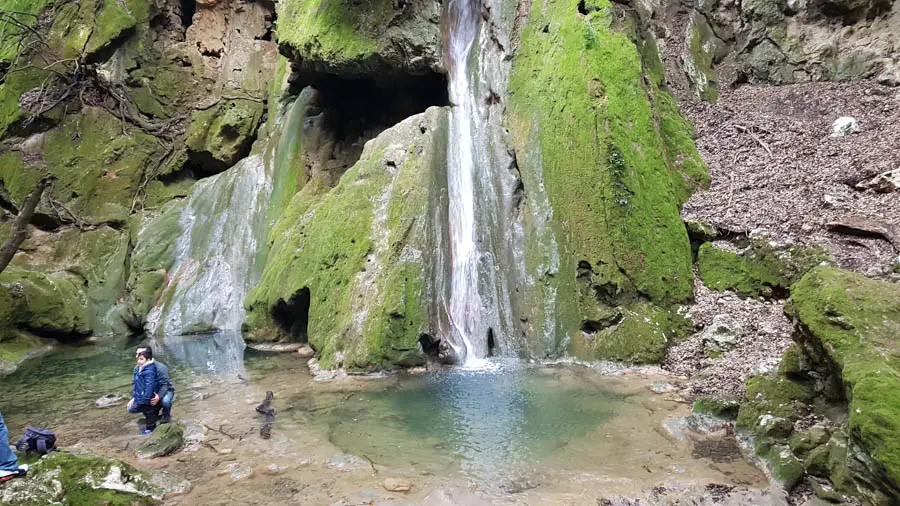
[{"x1": 15, "y1": 427, "x2": 57, "y2": 454}]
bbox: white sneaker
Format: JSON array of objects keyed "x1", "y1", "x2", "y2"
[
  {"x1": 0, "y1": 469, "x2": 15, "y2": 478},
  {"x1": 18, "y1": 464, "x2": 28, "y2": 472}
]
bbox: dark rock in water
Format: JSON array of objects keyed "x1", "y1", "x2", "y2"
[
  {"x1": 437, "y1": 340, "x2": 459, "y2": 365},
  {"x1": 136, "y1": 423, "x2": 184, "y2": 459},
  {"x1": 0, "y1": 451, "x2": 189, "y2": 504},
  {"x1": 94, "y1": 393, "x2": 124, "y2": 409},
  {"x1": 256, "y1": 391, "x2": 275, "y2": 439}
]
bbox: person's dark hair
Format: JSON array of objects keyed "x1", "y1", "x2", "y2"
[{"x1": 136, "y1": 345, "x2": 153, "y2": 360}]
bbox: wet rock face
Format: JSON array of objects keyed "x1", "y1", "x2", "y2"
[
  {"x1": 244, "y1": 107, "x2": 449, "y2": 370},
  {"x1": 636, "y1": 0, "x2": 900, "y2": 100},
  {"x1": 275, "y1": 0, "x2": 443, "y2": 78}
]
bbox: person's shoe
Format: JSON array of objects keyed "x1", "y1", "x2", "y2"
[
  {"x1": 0, "y1": 467, "x2": 26, "y2": 481},
  {"x1": 160, "y1": 415, "x2": 171, "y2": 425},
  {"x1": 139, "y1": 428, "x2": 154, "y2": 435},
  {"x1": 18, "y1": 464, "x2": 28, "y2": 473}
]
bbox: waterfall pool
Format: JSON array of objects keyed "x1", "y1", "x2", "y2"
[{"x1": 0, "y1": 337, "x2": 778, "y2": 505}]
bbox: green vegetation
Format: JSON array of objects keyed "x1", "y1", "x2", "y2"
[
  {"x1": 245, "y1": 109, "x2": 447, "y2": 370},
  {"x1": 508, "y1": 0, "x2": 707, "y2": 361},
  {"x1": 791, "y1": 267, "x2": 900, "y2": 487}
]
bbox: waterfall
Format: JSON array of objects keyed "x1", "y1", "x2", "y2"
[
  {"x1": 148, "y1": 97, "x2": 307, "y2": 337},
  {"x1": 443, "y1": 0, "x2": 524, "y2": 366}
]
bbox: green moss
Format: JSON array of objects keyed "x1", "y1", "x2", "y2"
[
  {"x1": 789, "y1": 426, "x2": 831, "y2": 457},
  {"x1": 735, "y1": 373, "x2": 812, "y2": 432},
  {"x1": 33, "y1": 108, "x2": 161, "y2": 225},
  {"x1": 276, "y1": 0, "x2": 395, "y2": 72},
  {"x1": 693, "y1": 396, "x2": 740, "y2": 419},
  {"x1": 0, "y1": 0, "x2": 54, "y2": 61},
  {"x1": 1, "y1": 451, "x2": 163, "y2": 505},
  {"x1": 698, "y1": 242, "x2": 785, "y2": 296},
  {"x1": 791, "y1": 267, "x2": 900, "y2": 486},
  {"x1": 0, "y1": 332, "x2": 50, "y2": 375},
  {"x1": 586, "y1": 301, "x2": 690, "y2": 363},
  {"x1": 0, "y1": 267, "x2": 90, "y2": 337},
  {"x1": 246, "y1": 109, "x2": 446, "y2": 370},
  {"x1": 186, "y1": 99, "x2": 264, "y2": 170},
  {"x1": 684, "y1": 13, "x2": 721, "y2": 102},
  {"x1": 779, "y1": 343, "x2": 807, "y2": 378},
  {"x1": 508, "y1": 0, "x2": 707, "y2": 361},
  {"x1": 0, "y1": 65, "x2": 48, "y2": 136},
  {"x1": 768, "y1": 444, "x2": 806, "y2": 490}
]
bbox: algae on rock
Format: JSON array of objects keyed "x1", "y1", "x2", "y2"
[
  {"x1": 507, "y1": 0, "x2": 707, "y2": 362},
  {"x1": 245, "y1": 107, "x2": 449, "y2": 370}
]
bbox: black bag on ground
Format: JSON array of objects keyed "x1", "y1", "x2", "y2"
[{"x1": 15, "y1": 427, "x2": 57, "y2": 454}]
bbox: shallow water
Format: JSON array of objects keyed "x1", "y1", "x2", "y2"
[{"x1": 0, "y1": 337, "x2": 773, "y2": 505}]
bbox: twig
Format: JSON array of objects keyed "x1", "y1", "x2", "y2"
[{"x1": 734, "y1": 124, "x2": 772, "y2": 156}]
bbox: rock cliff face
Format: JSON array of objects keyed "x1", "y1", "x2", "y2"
[{"x1": 0, "y1": 0, "x2": 893, "y2": 376}]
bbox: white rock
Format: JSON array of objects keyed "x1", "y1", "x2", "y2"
[
  {"x1": 831, "y1": 116, "x2": 859, "y2": 137},
  {"x1": 95, "y1": 394, "x2": 124, "y2": 409}
]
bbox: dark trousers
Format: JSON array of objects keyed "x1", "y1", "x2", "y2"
[{"x1": 128, "y1": 403, "x2": 158, "y2": 430}]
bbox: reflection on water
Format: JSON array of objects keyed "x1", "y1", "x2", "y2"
[
  {"x1": 151, "y1": 331, "x2": 246, "y2": 375},
  {"x1": 0, "y1": 334, "x2": 247, "y2": 434},
  {"x1": 322, "y1": 361, "x2": 622, "y2": 484}
]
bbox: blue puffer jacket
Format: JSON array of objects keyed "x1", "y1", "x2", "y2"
[{"x1": 132, "y1": 361, "x2": 158, "y2": 406}]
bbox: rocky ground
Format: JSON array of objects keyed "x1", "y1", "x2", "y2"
[{"x1": 665, "y1": 80, "x2": 900, "y2": 402}]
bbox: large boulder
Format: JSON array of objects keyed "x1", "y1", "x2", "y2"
[
  {"x1": 0, "y1": 451, "x2": 189, "y2": 505},
  {"x1": 244, "y1": 107, "x2": 448, "y2": 370},
  {"x1": 0, "y1": 267, "x2": 90, "y2": 338},
  {"x1": 507, "y1": 0, "x2": 708, "y2": 362},
  {"x1": 791, "y1": 267, "x2": 900, "y2": 491}
]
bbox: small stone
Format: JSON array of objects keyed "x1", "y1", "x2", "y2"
[
  {"x1": 95, "y1": 394, "x2": 124, "y2": 409},
  {"x1": 407, "y1": 367, "x2": 427, "y2": 375},
  {"x1": 327, "y1": 454, "x2": 361, "y2": 470},
  {"x1": 830, "y1": 116, "x2": 858, "y2": 137},
  {"x1": 217, "y1": 448, "x2": 233, "y2": 455},
  {"x1": 822, "y1": 194, "x2": 839, "y2": 208},
  {"x1": 264, "y1": 463, "x2": 284, "y2": 475},
  {"x1": 383, "y1": 478, "x2": 411, "y2": 492},
  {"x1": 650, "y1": 381, "x2": 679, "y2": 394},
  {"x1": 297, "y1": 345, "x2": 315, "y2": 359}
]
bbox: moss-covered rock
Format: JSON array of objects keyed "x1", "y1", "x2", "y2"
[
  {"x1": 0, "y1": 451, "x2": 188, "y2": 505},
  {"x1": 136, "y1": 423, "x2": 183, "y2": 459},
  {"x1": 697, "y1": 239, "x2": 829, "y2": 297},
  {"x1": 245, "y1": 107, "x2": 448, "y2": 370},
  {"x1": 766, "y1": 443, "x2": 806, "y2": 490},
  {"x1": 735, "y1": 373, "x2": 812, "y2": 433},
  {"x1": 186, "y1": 100, "x2": 265, "y2": 174},
  {"x1": 791, "y1": 267, "x2": 900, "y2": 490},
  {"x1": 0, "y1": 331, "x2": 52, "y2": 376},
  {"x1": 0, "y1": 267, "x2": 90, "y2": 338},
  {"x1": 508, "y1": 0, "x2": 707, "y2": 362},
  {"x1": 693, "y1": 395, "x2": 741, "y2": 419},
  {"x1": 276, "y1": 0, "x2": 442, "y2": 77}
]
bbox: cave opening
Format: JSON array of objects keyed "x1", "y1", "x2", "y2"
[
  {"x1": 271, "y1": 287, "x2": 310, "y2": 343},
  {"x1": 487, "y1": 328, "x2": 496, "y2": 357},
  {"x1": 287, "y1": 69, "x2": 450, "y2": 183}
]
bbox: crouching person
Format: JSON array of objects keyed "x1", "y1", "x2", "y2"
[{"x1": 126, "y1": 345, "x2": 159, "y2": 435}]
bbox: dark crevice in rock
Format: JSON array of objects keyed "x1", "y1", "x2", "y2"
[
  {"x1": 419, "y1": 333, "x2": 440, "y2": 359},
  {"x1": 271, "y1": 287, "x2": 310, "y2": 343},
  {"x1": 180, "y1": 0, "x2": 196, "y2": 28},
  {"x1": 287, "y1": 69, "x2": 449, "y2": 183},
  {"x1": 487, "y1": 327, "x2": 496, "y2": 356},
  {"x1": 581, "y1": 312, "x2": 624, "y2": 334},
  {"x1": 85, "y1": 27, "x2": 136, "y2": 65}
]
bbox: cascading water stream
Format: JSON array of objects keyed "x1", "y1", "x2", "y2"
[
  {"x1": 148, "y1": 96, "x2": 308, "y2": 338},
  {"x1": 445, "y1": 0, "x2": 484, "y2": 366}
]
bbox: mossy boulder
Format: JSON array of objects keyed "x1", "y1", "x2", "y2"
[
  {"x1": 735, "y1": 373, "x2": 812, "y2": 434},
  {"x1": 697, "y1": 239, "x2": 829, "y2": 297},
  {"x1": 275, "y1": 0, "x2": 442, "y2": 77},
  {"x1": 0, "y1": 331, "x2": 52, "y2": 376},
  {"x1": 507, "y1": 0, "x2": 707, "y2": 362},
  {"x1": 0, "y1": 451, "x2": 188, "y2": 505},
  {"x1": 791, "y1": 267, "x2": 900, "y2": 491},
  {"x1": 0, "y1": 267, "x2": 90, "y2": 338},
  {"x1": 186, "y1": 100, "x2": 265, "y2": 174},
  {"x1": 245, "y1": 107, "x2": 448, "y2": 370},
  {"x1": 136, "y1": 423, "x2": 184, "y2": 459},
  {"x1": 693, "y1": 395, "x2": 741, "y2": 419}
]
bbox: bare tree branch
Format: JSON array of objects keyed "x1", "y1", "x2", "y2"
[{"x1": 0, "y1": 175, "x2": 53, "y2": 274}]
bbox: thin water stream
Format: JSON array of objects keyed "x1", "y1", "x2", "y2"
[{"x1": 0, "y1": 340, "x2": 772, "y2": 505}]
